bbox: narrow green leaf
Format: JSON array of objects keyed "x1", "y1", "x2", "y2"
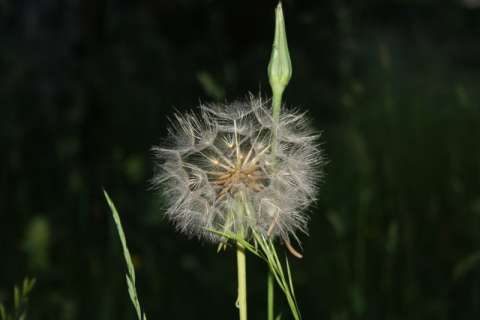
[
  {"x1": 22, "y1": 278, "x2": 35, "y2": 296},
  {"x1": 13, "y1": 287, "x2": 20, "y2": 310},
  {"x1": 104, "y1": 190, "x2": 136, "y2": 283},
  {"x1": 104, "y1": 190, "x2": 147, "y2": 320},
  {"x1": 285, "y1": 257, "x2": 297, "y2": 303},
  {"x1": 126, "y1": 275, "x2": 141, "y2": 318},
  {"x1": 270, "y1": 242, "x2": 284, "y2": 278}
]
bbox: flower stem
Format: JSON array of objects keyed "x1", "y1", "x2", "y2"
[
  {"x1": 267, "y1": 270, "x2": 274, "y2": 320},
  {"x1": 272, "y1": 90, "x2": 283, "y2": 123},
  {"x1": 271, "y1": 91, "x2": 283, "y2": 158},
  {"x1": 237, "y1": 241, "x2": 248, "y2": 320}
]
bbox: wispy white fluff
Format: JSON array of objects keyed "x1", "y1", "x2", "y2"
[{"x1": 151, "y1": 96, "x2": 324, "y2": 244}]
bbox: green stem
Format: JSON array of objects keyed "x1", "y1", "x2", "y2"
[
  {"x1": 237, "y1": 241, "x2": 248, "y2": 320},
  {"x1": 271, "y1": 90, "x2": 283, "y2": 158},
  {"x1": 272, "y1": 90, "x2": 283, "y2": 123},
  {"x1": 268, "y1": 270, "x2": 274, "y2": 320}
]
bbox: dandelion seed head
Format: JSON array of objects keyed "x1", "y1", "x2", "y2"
[{"x1": 152, "y1": 96, "x2": 325, "y2": 244}]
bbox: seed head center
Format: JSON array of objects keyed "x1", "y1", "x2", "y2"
[{"x1": 210, "y1": 145, "x2": 267, "y2": 199}]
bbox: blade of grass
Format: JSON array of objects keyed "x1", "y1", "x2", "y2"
[
  {"x1": 285, "y1": 256, "x2": 300, "y2": 310},
  {"x1": 285, "y1": 257, "x2": 297, "y2": 301},
  {"x1": 104, "y1": 190, "x2": 147, "y2": 320}
]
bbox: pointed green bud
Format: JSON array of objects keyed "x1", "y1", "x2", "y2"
[{"x1": 268, "y1": 2, "x2": 292, "y2": 100}]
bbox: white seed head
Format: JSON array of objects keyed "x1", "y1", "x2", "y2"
[{"x1": 151, "y1": 96, "x2": 325, "y2": 244}]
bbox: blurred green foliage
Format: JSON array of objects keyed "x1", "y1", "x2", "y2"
[
  {"x1": 0, "y1": 278, "x2": 36, "y2": 320},
  {"x1": 1, "y1": 1, "x2": 480, "y2": 319},
  {"x1": 22, "y1": 217, "x2": 51, "y2": 272}
]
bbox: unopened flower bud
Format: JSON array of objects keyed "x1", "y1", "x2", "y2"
[{"x1": 268, "y1": 2, "x2": 292, "y2": 99}]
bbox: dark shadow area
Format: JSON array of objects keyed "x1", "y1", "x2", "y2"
[{"x1": 1, "y1": 0, "x2": 480, "y2": 319}]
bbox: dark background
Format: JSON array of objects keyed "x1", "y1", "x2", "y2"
[{"x1": 1, "y1": 0, "x2": 480, "y2": 319}]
